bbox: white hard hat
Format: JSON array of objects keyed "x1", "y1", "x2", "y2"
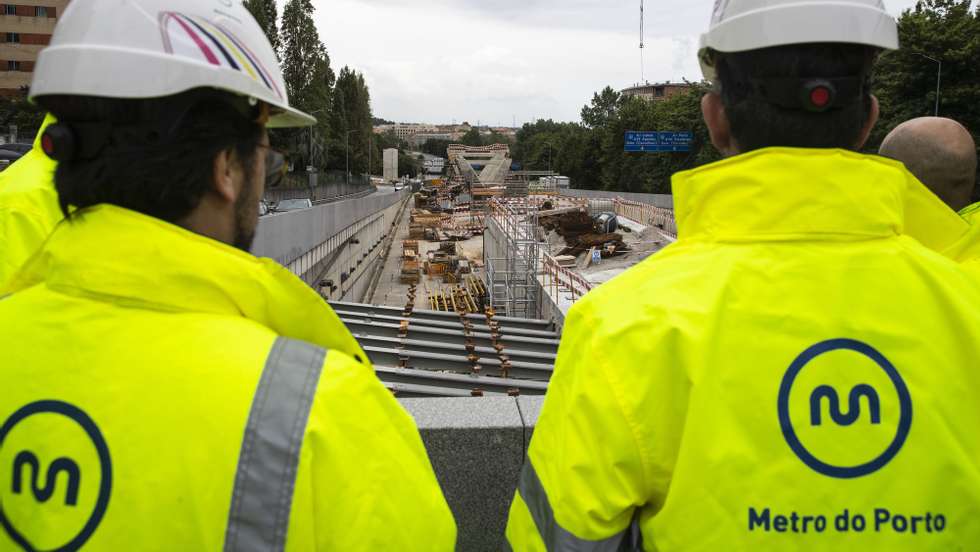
[
  {"x1": 30, "y1": 0, "x2": 315, "y2": 128},
  {"x1": 699, "y1": 0, "x2": 899, "y2": 80}
]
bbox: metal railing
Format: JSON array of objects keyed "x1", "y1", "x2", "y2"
[
  {"x1": 264, "y1": 171, "x2": 374, "y2": 205},
  {"x1": 541, "y1": 253, "x2": 593, "y2": 304},
  {"x1": 613, "y1": 197, "x2": 677, "y2": 239}
]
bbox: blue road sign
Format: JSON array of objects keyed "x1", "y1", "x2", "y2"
[{"x1": 625, "y1": 131, "x2": 693, "y2": 152}]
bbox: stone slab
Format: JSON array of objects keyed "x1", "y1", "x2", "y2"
[
  {"x1": 516, "y1": 395, "x2": 546, "y2": 457},
  {"x1": 399, "y1": 397, "x2": 524, "y2": 552}
]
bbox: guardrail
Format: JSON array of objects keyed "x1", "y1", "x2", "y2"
[
  {"x1": 264, "y1": 180, "x2": 374, "y2": 205},
  {"x1": 541, "y1": 253, "x2": 593, "y2": 303},
  {"x1": 614, "y1": 197, "x2": 678, "y2": 239}
]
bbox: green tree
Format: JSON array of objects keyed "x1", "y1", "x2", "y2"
[
  {"x1": 0, "y1": 97, "x2": 45, "y2": 139},
  {"x1": 513, "y1": 82, "x2": 718, "y2": 193},
  {"x1": 460, "y1": 128, "x2": 484, "y2": 146},
  {"x1": 421, "y1": 138, "x2": 452, "y2": 157},
  {"x1": 243, "y1": 0, "x2": 281, "y2": 55},
  {"x1": 870, "y1": 0, "x2": 979, "y2": 191},
  {"x1": 328, "y1": 67, "x2": 374, "y2": 174},
  {"x1": 580, "y1": 86, "x2": 623, "y2": 129},
  {"x1": 280, "y1": 0, "x2": 334, "y2": 168}
]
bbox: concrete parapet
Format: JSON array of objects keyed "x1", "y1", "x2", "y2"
[
  {"x1": 399, "y1": 396, "x2": 544, "y2": 552},
  {"x1": 252, "y1": 188, "x2": 409, "y2": 268}
]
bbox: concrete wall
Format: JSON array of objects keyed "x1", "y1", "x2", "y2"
[
  {"x1": 252, "y1": 189, "x2": 408, "y2": 272},
  {"x1": 320, "y1": 199, "x2": 404, "y2": 302},
  {"x1": 561, "y1": 188, "x2": 673, "y2": 209},
  {"x1": 399, "y1": 396, "x2": 544, "y2": 552}
]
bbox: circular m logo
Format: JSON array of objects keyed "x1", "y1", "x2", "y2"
[
  {"x1": 0, "y1": 401, "x2": 112, "y2": 551},
  {"x1": 777, "y1": 339, "x2": 913, "y2": 479}
]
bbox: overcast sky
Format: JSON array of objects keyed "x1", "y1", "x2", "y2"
[{"x1": 307, "y1": 0, "x2": 923, "y2": 125}]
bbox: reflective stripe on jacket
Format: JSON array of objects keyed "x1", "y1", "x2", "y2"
[
  {"x1": 0, "y1": 204, "x2": 456, "y2": 551},
  {"x1": 0, "y1": 114, "x2": 59, "y2": 287},
  {"x1": 505, "y1": 148, "x2": 980, "y2": 551}
]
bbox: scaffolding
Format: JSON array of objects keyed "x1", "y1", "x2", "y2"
[{"x1": 485, "y1": 197, "x2": 544, "y2": 319}]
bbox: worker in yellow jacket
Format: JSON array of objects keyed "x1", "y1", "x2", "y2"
[
  {"x1": 0, "y1": 114, "x2": 59, "y2": 286},
  {"x1": 878, "y1": 117, "x2": 980, "y2": 270},
  {"x1": 0, "y1": 1, "x2": 455, "y2": 550},
  {"x1": 506, "y1": 1, "x2": 980, "y2": 550}
]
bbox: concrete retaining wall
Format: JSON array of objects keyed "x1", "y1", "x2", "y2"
[
  {"x1": 561, "y1": 188, "x2": 673, "y2": 209},
  {"x1": 252, "y1": 189, "x2": 408, "y2": 268},
  {"x1": 399, "y1": 396, "x2": 544, "y2": 552}
]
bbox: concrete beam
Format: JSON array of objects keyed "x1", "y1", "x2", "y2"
[
  {"x1": 329, "y1": 300, "x2": 556, "y2": 333},
  {"x1": 378, "y1": 365, "x2": 547, "y2": 395},
  {"x1": 342, "y1": 318, "x2": 560, "y2": 356},
  {"x1": 363, "y1": 346, "x2": 553, "y2": 380},
  {"x1": 354, "y1": 334, "x2": 557, "y2": 366}
]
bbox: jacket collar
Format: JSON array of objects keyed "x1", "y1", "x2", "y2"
[
  {"x1": 960, "y1": 201, "x2": 980, "y2": 224},
  {"x1": 6, "y1": 204, "x2": 367, "y2": 360},
  {"x1": 671, "y1": 147, "x2": 969, "y2": 247}
]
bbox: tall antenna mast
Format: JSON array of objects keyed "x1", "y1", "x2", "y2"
[{"x1": 639, "y1": 0, "x2": 645, "y2": 84}]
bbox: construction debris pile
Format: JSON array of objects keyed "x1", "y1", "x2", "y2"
[
  {"x1": 409, "y1": 209, "x2": 447, "y2": 241},
  {"x1": 408, "y1": 206, "x2": 484, "y2": 242},
  {"x1": 537, "y1": 206, "x2": 631, "y2": 264}
]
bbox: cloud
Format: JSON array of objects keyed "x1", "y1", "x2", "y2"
[{"x1": 306, "y1": 0, "x2": 923, "y2": 124}]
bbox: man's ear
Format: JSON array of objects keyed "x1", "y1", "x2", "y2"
[
  {"x1": 212, "y1": 148, "x2": 237, "y2": 204},
  {"x1": 702, "y1": 92, "x2": 737, "y2": 156},
  {"x1": 854, "y1": 94, "x2": 880, "y2": 150}
]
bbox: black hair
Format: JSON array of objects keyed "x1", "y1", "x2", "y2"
[
  {"x1": 714, "y1": 43, "x2": 878, "y2": 152},
  {"x1": 36, "y1": 90, "x2": 264, "y2": 222}
]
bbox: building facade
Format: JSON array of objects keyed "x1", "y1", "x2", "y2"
[
  {"x1": 620, "y1": 81, "x2": 693, "y2": 102},
  {"x1": 0, "y1": 0, "x2": 69, "y2": 96}
]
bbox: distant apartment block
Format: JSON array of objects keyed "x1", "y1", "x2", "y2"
[
  {"x1": 0, "y1": 0, "x2": 69, "y2": 96},
  {"x1": 621, "y1": 81, "x2": 694, "y2": 102}
]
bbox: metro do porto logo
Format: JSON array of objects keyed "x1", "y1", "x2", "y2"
[
  {"x1": 0, "y1": 401, "x2": 112, "y2": 552},
  {"x1": 777, "y1": 339, "x2": 913, "y2": 479}
]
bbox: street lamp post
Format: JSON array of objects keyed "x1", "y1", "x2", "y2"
[
  {"x1": 307, "y1": 108, "x2": 328, "y2": 170},
  {"x1": 345, "y1": 129, "x2": 359, "y2": 186},
  {"x1": 913, "y1": 52, "x2": 942, "y2": 117}
]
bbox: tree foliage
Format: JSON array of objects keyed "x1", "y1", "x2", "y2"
[
  {"x1": 513, "y1": 82, "x2": 719, "y2": 193},
  {"x1": 242, "y1": 0, "x2": 280, "y2": 55},
  {"x1": 421, "y1": 139, "x2": 452, "y2": 157},
  {"x1": 870, "y1": 0, "x2": 979, "y2": 193},
  {"x1": 0, "y1": 97, "x2": 45, "y2": 138},
  {"x1": 328, "y1": 67, "x2": 374, "y2": 175},
  {"x1": 514, "y1": 1, "x2": 980, "y2": 195}
]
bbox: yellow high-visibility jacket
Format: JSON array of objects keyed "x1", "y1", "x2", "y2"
[
  {"x1": 0, "y1": 204, "x2": 456, "y2": 551},
  {"x1": 506, "y1": 148, "x2": 980, "y2": 551},
  {"x1": 0, "y1": 115, "x2": 59, "y2": 286},
  {"x1": 902, "y1": 172, "x2": 970, "y2": 254},
  {"x1": 955, "y1": 202, "x2": 980, "y2": 275},
  {"x1": 961, "y1": 201, "x2": 980, "y2": 224}
]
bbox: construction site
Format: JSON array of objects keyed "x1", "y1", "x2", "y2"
[{"x1": 353, "y1": 143, "x2": 678, "y2": 400}]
